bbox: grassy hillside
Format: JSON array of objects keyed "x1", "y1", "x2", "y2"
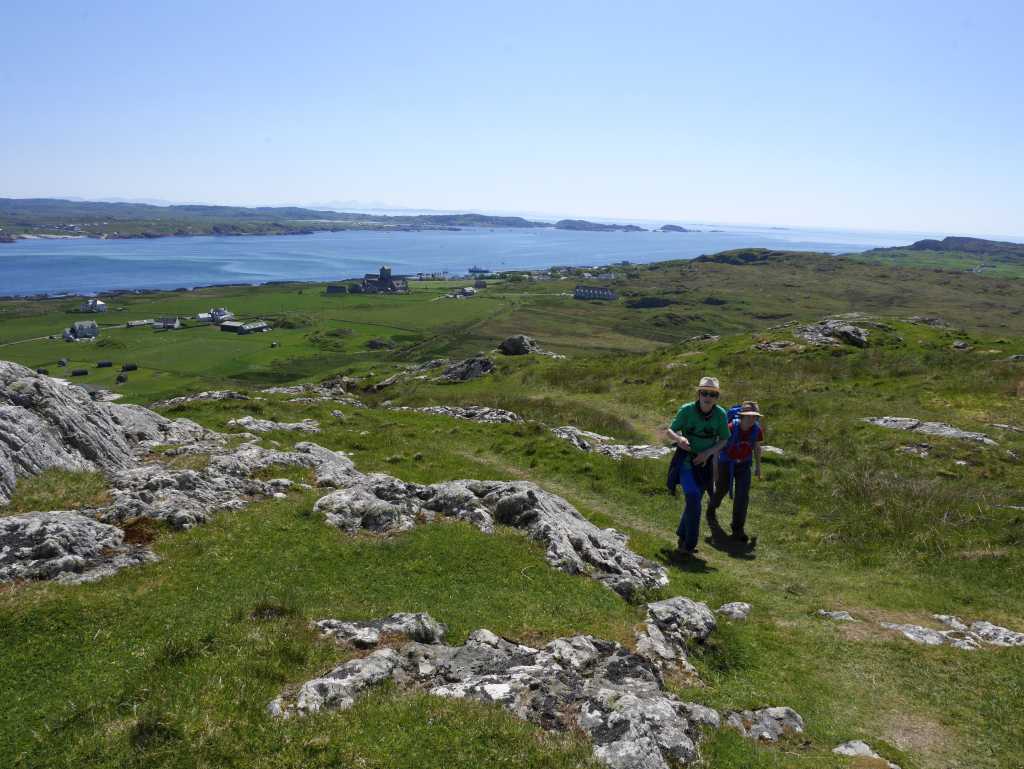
[
  {"x1": 2, "y1": 251, "x2": 1023, "y2": 768},
  {"x1": 850, "y1": 236, "x2": 1024, "y2": 278}
]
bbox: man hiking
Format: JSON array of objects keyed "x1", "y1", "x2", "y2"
[
  {"x1": 666, "y1": 376, "x2": 730, "y2": 554},
  {"x1": 706, "y1": 400, "x2": 764, "y2": 542}
]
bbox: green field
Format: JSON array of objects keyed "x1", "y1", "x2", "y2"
[{"x1": 2, "y1": 251, "x2": 1023, "y2": 769}]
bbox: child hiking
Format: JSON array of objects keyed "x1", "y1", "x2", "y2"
[
  {"x1": 666, "y1": 376, "x2": 730, "y2": 555},
  {"x1": 706, "y1": 400, "x2": 764, "y2": 542}
]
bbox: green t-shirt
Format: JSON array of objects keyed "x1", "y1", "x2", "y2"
[{"x1": 669, "y1": 402, "x2": 730, "y2": 460}]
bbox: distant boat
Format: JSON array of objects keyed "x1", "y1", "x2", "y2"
[{"x1": 468, "y1": 265, "x2": 490, "y2": 274}]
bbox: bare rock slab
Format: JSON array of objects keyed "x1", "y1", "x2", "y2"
[
  {"x1": 0, "y1": 511, "x2": 157, "y2": 583},
  {"x1": 273, "y1": 619, "x2": 721, "y2": 769},
  {"x1": 226, "y1": 416, "x2": 320, "y2": 433},
  {"x1": 863, "y1": 417, "x2": 997, "y2": 446}
]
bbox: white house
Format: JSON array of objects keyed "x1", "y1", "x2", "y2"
[{"x1": 79, "y1": 298, "x2": 107, "y2": 313}]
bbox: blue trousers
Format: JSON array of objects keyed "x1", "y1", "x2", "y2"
[{"x1": 675, "y1": 461, "x2": 714, "y2": 549}]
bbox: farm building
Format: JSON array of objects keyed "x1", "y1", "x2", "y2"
[
  {"x1": 239, "y1": 321, "x2": 271, "y2": 334},
  {"x1": 126, "y1": 319, "x2": 154, "y2": 328},
  {"x1": 64, "y1": 320, "x2": 100, "y2": 340},
  {"x1": 219, "y1": 321, "x2": 246, "y2": 333},
  {"x1": 325, "y1": 284, "x2": 350, "y2": 295},
  {"x1": 153, "y1": 317, "x2": 182, "y2": 330},
  {"x1": 79, "y1": 298, "x2": 107, "y2": 313},
  {"x1": 574, "y1": 286, "x2": 617, "y2": 300}
]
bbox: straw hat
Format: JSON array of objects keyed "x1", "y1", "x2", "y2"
[
  {"x1": 738, "y1": 400, "x2": 762, "y2": 417},
  {"x1": 696, "y1": 376, "x2": 720, "y2": 392}
]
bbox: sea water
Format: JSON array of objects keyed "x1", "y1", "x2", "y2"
[{"x1": 0, "y1": 222, "x2": 930, "y2": 296}]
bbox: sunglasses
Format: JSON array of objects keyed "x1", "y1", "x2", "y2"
[{"x1": 698, "y1": 390, "x2": 719, "y2": 398}]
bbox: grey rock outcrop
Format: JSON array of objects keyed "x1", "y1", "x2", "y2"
[
  {"x1": 879, "y1": 621, "x2": 981, "y2": 650},
  {"x1": 797, "y1": 319, "x2": 868, "y2": 347},
  {"x1": 552, "y1": 426, "x2": 673, "y2": 461},
  {"x1": 272, "y1": 618, "x2": 721, "y2": 769},
  {"x1": 226, "y1": 416, "x2": 320, "y2": 434},
  {"x1": 498, "y1": 335, "x2": 540, "y2": 355},
  {"x1": 863, "y1": 417, "x2": 997, "y2": 446},
  {"x1": 315, "y1": 476, "x2": 667, "y2": 599},
  {"x1": 723, "y1": 707, "x2": 805, "y2": 742},
  {"x1": 440, "y1": 357, "x2": 495, "y2": 382},
  {"x1": 315, "y1": 612, "x2": 449, "y2": 648},
  {"x1": 0, "y1": 361, "x2": 221, "y2": 505},
  {"x1": 933, "y1": 614, "x2": 1024, "y2": 647},
  {"x1": 151, "y1": 390, "x2": 252, "y2": 409},
  {"x1": 634, "y1": 597, "x2": 716, "y2": 676},
  {"x1": 0, "y1": 511, "x2": 157, "y2": 583},
  {"x1": 389, "y1": 405, "x2": 523, "y2": 424}
]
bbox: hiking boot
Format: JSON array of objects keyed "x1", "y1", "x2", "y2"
[
  {"x1": 731, "y1": 529, "x2": 749, "y2": 543},
  {"x1": 705, "y1": 508, "x2": 719, "y2": 528}
]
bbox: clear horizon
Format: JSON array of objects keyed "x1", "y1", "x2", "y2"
[{"x1": 3, "y1": 1, "x2": 1021, "y2": 237}]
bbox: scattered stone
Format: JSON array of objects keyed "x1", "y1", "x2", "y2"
[
  {"x1": 686, "y1": 333, "x2": 719, "y2": 344},
  {"x1": 315, "y1": 612, "x2": 449, "y2": 648},
  {"x1": 761, "y1": 445, "x2": 784, "y2": 456},
  {"x1": 906, "y1": 315, "x2": 952, "y2": 328},
  {"x1": 389, "y1": 405, "x2": 523, "y2": 424},
  {"x1": 1008, "y1": 354, "x2": 1024, "y2": 362},
  {"x1": 797, "y1": 319, "x2": 869, "y2": 348},
  {"x1": 439, "y1": 357, "x2": 495, "y2": 383},
  {"x1": 551, "y1": 425, "x2": 615, "y2": 451},
  {"x1": 897, "y1": 443, "x2": 931, "y2": 458},
  {"x1": 273, "y1": 618, "x2": 721, "y2": 769},
  {"x1": 833, "y1": 740, "x2": 901, "y2": 768},
  {"x1": 990, "y1": 423, "x2": 1024, "y2": 434},
  {"x1": 0, "y1": 511, "x2": 157, "y2": 583},
  {"x1": 952, "y1": 340, "x2": 971, "y2": 350},
  {"x1": 753, "y1": 340, "x2": 799, "y2": 352},
  {"x1": 717, "y1": 602, "x2": 751, "y2": 621},
  {"x1": 498, "y1": 335, "x2": 540, "y2": 355},
  {"x1": 151, "y1": 390, "x2": 252, "y2": 409},
  {"x1": 863, "y1": 417, "x2": 997, "y2": 446},
  {"x1": 723, "y1": 707, "x2": 805, "y2": 742},
  {"x1": 816, "y1": 609, "x2": 856, "y2": 622},
  {"x1": 226, "y1": 416, "x2": 320, "y2": 434}
]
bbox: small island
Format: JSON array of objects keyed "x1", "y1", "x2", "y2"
[
  {"x1": 554, "y1": 219, "x2": 646, "y2": 232},
  {"x1": 658, "y1": 224, "x2": 698, "y2": 233}
]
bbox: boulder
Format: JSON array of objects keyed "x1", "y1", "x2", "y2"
[
  {"x1": 439, "y1": 357, "x2": 495, "y2": 382},
  {"x1": 816, "y1": 609, "x2": 856, "y2": 622},
  {"x1": 717, "y1": 602, "x2": 751, "y2": 621},
  {"x1": 498, "y1": 334, "x2": 540, "y2": 355},
  {"x1": 151, "y1": 390, "x2": 252, "y2": 409},
  {"x1": 635, "y1": 597, "x2": 716, "y2": 675}
]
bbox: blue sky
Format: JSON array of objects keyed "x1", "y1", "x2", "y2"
[{"x1": 2, "y1": 1, "x2": 1021, "y2": 236}]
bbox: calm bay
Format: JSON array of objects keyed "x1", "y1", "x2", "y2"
[{"x1": 0, "y1": 223, "x2": 927, "y2": 297}]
